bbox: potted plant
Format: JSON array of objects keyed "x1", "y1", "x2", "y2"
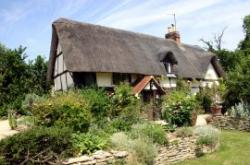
[{"x1": 210, "y1": 81, "x2": 226, "y2": 116}]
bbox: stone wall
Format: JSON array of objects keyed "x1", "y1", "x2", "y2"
[
  {"x1": 64, "y1": 137, "x2": 216, "y2": 165},
  {"x1": 212, "y1": 116, "x2": 250, "y2": 132},
  {"x1": 155, "y1": 136, "x2": 215, "y2": 165},
  {"x1": 63, "y1": 150, "x2": 128, "y2": 165}
]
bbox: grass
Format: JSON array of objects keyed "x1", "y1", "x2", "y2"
[{"x1": 176, "y1": 130, "x2": 250, "y2": 165}]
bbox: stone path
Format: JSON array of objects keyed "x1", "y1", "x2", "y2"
[{"x1": 0, "y1": 120, "x2": 18, "y2": 140}]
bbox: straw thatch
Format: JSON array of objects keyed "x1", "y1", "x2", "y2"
[{"x1": 47, "y1": 18, "x2": 224, "y2": 82}]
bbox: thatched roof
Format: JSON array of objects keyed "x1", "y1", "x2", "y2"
[{"x1": 47, "y1": 18, "x2": 224, "y2": 82}]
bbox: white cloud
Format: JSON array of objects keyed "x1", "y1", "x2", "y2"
[{"x1": 97, "y1": 0, "x2": 223, "y2": 29}]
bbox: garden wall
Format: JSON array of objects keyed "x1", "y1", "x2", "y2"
[
  {"x1": 212, "y1": 116, "x2": 250, "y2": 132},
  {"x1": 155, "y1": 136, "x2": 215, "y2": 165},
  {"x1": 63, "y1": 150, "x2": 128, "y2": 165},
  {"x1": 64, "y1": 137, "x2": 216, "y2": 165}
]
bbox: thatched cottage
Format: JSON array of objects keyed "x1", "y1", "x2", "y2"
[{"x1": 47, "y1": 18, "x2": 224, "y2": 99}]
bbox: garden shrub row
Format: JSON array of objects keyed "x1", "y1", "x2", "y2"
[
  {"x1": 0, "y1": 84, "x2": 145, "y2": 164},
  {"x1": 0, "y1": 127, "x2": 74, "y2": 164}
]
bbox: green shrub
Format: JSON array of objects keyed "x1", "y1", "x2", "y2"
[
  {"x1": 0, "y1": 105, "x2": 8, "y2": 117},
  {"x1": 196, "y1": 87, "x2": 213, "y2": 113},
  {"x1": 130, "y1": 122, "x2": 167, "y2": 145},
  {"x1": 8, "y1": 110, "x2": 17, "y2": 130},
  {"x1": 17, "y1": 116, "x2": 36, "y2": 128},
  {"x1": 175, "y1": 127, "x2": 193, "y2": 138},
  {"x1": 32, "y1": 91, "x2": 92, "y2": 132},
  {"x1": 162, "y1": 91, "x2": 197, "y2": 126},
  {"x1": 130, "y1": 138, "x2": 157, "y2": 165},
  {"x1": 110, "y1": 132, "x2": 157, "y2": 165},
  {"x1": 0, "y1": 127, "x2": 74, "y2": 165},
  {"x1": 110, "y1": 83, "x2": 140, "y2": 119},
  {"x1": 194, "y1": 125, "x2": 220, "y2": 147},
  {"x1": 110, "y1": 117, "x2": 136, "y2": 131},
  {"x1": 227, "y1": 101, "x2": 250, "y2": 118},
  {"x1": 21, "y1": 93, "x2": 45, "y2": 115},
  {"x1": 80, "y1": 88, "x2": 111, "y2": 119},
  {"x1": 110, "y1": 132, "x2": 129, "y2": 150},
  {"x1": 71, "y1": 132, "x2": 108, "y2": 155}
]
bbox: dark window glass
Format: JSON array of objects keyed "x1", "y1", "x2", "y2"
[{"x1": 113, "y1": 73, "x2": 131, "y2": 85}]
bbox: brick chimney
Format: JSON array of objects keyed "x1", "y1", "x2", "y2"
[{"x1": 165, "y1": 24, "x2": 180, "y2": 44}]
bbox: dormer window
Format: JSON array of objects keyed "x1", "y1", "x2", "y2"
[
  {"x1": 160, "y1": 51, "x2": 177, "y2": 74},
  {"x1": 165, "y1": 62, "x2": 172, "y2": 73}
]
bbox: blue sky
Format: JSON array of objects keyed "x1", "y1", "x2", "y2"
[{"x1": 0, "y1": 0, "x2": 249, "y2": 60}]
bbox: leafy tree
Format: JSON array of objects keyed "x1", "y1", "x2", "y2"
[
  {"x1": 200, "y1": 15, "x2": 250, "y2": 109},
  {"x1": 239, "y1": 15, "x2": 250, "y2": 54},
  {"x1": 0, "y1": 43, "x2": 49, "y2": 116},
  {"x1": 0, "y1": 44, "x2": 28, "y2": 107},
  {"x1": 27, "y1": 55, "x2": 49, "y2": 95},
  {"x1": 225, "y1": 54, "x2": 250, "y2": 107}
]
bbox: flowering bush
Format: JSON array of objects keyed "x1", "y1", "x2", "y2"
[{"x1": 162, "y1": 91, "x2": 197, "y2": 126}]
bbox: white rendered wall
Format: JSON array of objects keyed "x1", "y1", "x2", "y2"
[
  {"x1": 160, "y1": 77, "x2": 177, "y2": 88},
  {"x1": 53, "y1": 42, "x2": 74, "y2": 91},
  {"x1": 96, "y1": 72, "x2": 112, "y2": 87},
  {"x1": 201, "y1": 63, "x2": 219, "y2": 87}
]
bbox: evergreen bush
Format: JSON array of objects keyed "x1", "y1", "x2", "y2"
[{"x1": 0, "y1": 127, "x2": 74, "y2": 164}]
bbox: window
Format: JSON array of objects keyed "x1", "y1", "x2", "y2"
[
  {"x1": 113, "y1": 73, "x2": 131, "y2": 85},
  {"x1": 163, "y1": 61, "x2": 172, "y2": 74},
  {"x1": 161, "y1": 52, "x2": 176, "y2": 74}
]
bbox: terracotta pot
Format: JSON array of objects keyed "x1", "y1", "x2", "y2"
[{"x1": 211, "y1": 105, "x2": 222, "y2": 116}]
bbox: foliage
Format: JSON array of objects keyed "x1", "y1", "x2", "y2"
[
  {"x1": 21, "y1": 93, "x2": 45, "y2": 115},
  {"x1": 129, "y1": 122, "x2": 168, "y2": 145},
  {"x1": 0, "y1": 127, "x2": 74, "y2": 165},
  {"x1": 110, "y1": 132, "x2": 129, "y2": 150},
  {"x1": 110, "y1": 83, "x2": 140, "y2": 119},
  {"x1": 80, "y1": 88, "x2": 111, "y2": 119},
  {"x1": 26, "y1": 55, "x2": 50, "y2": 96},
  {"x1": 224, "y1": 54, "x2": 250, "y2": 107},
  {"x1": 110, "y1": 132, "x2": 157, "y2": 165},
  {"x1": 32, "y1": 91, "x2": 92, "y2": 132},
  {"x1": 108, "y1": 83, "x2": 141, "y2": 131},
  {"x1": 0, "y1": 44, "x2": 49, "y2": 116},
  {"x1": 176, "y1": 127, "x2": 193, "y2": 138},
  {"x1": 239, "y1": 15, "x2": 250, "y2": 54},
  {"x1": 194, "y1": 125, "x2": 220, "y2": 147},
  {"x1": 227, "y1": 101, "x2": 250, "y2": 118},
  {"x1": 196, "y1": 86, "x2": 213, "y2": 113},
  {"x1": 8, "y1": 110, "x2": 17, "y2": 130},
  {"x1": 0, "y1": 45, "x2": 28, "y2": 107},
  {"x1": 129, "y1": 138, "x2": 157, "y2": 165},
  {"x1": 162, "y1": 90, "x2": 197, "y2": 126},
  {"x1": 71, "y1": 132, "x2": 108, "y2": 155},
  {"x1": 17, "y1": 116, "x2": 36, "y2": 128},
  {"x1": 110, "y1": 117, "x2": 135, "y2": 131},
  {"x1": 200, "y1": 15, "x2": 250, "y2": 109},
  {"x1": 176, "y1": 78, "x2": 191, "y2": 93}
]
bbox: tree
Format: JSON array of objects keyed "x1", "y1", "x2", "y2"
[
  {"x1": 27, "y1": 55, "x2": 49, "y2": 95},
  {"x1": 0, "y1": 43, "x2": 49, "y2": 116},
  {"x1": 0, "y1": 44, "x2": 28, "y2": 107},
  {"x1": 200, "y1": 15, "x2": 250, "y2": 109},
  {"x1": 223, "y1": 15, "x2": 250, "y2": 108},
  {"x1": 239, "y1": 15, "x2": 250, "y2": 54},
  {"x1": 200, "y1": 28, "x2": 241, "y2": 72}
]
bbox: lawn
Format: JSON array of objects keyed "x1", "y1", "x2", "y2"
[{"x1": 176, "y1": 130, "x2": 250, "y2": 165}]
